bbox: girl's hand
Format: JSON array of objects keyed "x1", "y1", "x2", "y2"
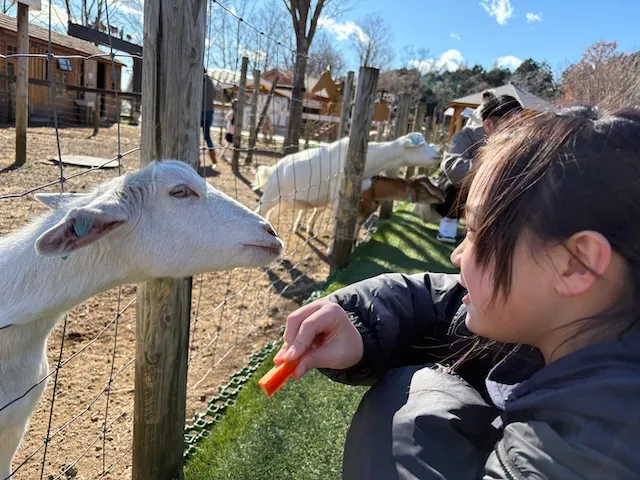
[{"x1": 273, "y1": 299, "x2": 364, "y2": 379}]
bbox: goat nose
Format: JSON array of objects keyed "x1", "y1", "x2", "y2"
[{"x1": 262, "y1": 222, "x2": 278, "y2": 238}]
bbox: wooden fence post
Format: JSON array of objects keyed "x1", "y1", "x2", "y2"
[
  {"x1": 376, "y1": 120, "x2": 385, "y2": 141},
  {"x1": 338, "y1": 71, "x2": 354, "y2": 139},
  {"x1": 232, "y1": 56, "x2": 249, "y2": 172},
  {"x1": 253, "y1": 77, "x2": 278, "y2": 149},
  {"x1": 245, "y1": 69, "x2": 260, "y2": 165},
  {"x1": 405, "y1": 102, "x2": 427, "y2": 178},
  {"x1": 15, "y1": 2, "x2": 29, "y2": 167},
  {"x1": 429, "y1": 108, "x2": 438, "y2": 144},
  {"x1": 412, "y1": 102, "x2": 427, "y2": 133},
  {"x1": 376, "y1": 107, "x2": 391, "y2": 142},
  {"x1": 133, "y1": 1, "x2": 205, "y2": 479},
  {"x1": 379, "y1": 93, "x2": 411, "y2": 219},
  {"x1": 330, "y1": 66, "x2": 380, "y2": 271},
  {"x1": 92, "y1": 94, "x2": 101, "y2": 135}
]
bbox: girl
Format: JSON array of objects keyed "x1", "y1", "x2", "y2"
[
  {"x1": 275, "y1": 105, "x2": 640, "y2": 479},
  {"x1": 220, "y1": 101, "x2": 236, "y2": 161}
]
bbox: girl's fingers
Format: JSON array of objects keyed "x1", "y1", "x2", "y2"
[
  {"x1": 275, "y1": 301, "x2": 329, "y2": 364},
  {"x1": 282, "y1": 306, "x2": 336, "y2": 363},
  {"x1": 283, "y1": 301, "x2": 327, "y2": 343},
  {"x1": 273, "y1": 347, "x2": 287, "y2": 364}
]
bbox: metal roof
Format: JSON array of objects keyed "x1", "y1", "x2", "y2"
[
  {"x1": 450, "y1": 83, "x2": 553, "y2": 110},
  {"x1": 0, "y1": 13, "x2": 123, "y2": 65}
]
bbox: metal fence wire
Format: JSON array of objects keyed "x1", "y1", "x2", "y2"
[{"x1": 0, "y1": 0, "x2": 366, "y2": 478}]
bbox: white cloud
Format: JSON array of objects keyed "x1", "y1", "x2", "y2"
[
  {"x1": 526, "y1": 12, "x2": 542, "y2": 22},
  {"x1": 410, "y1": 49, "x2": 464, "y2": 73},
  {"x1": 119, "y1": 5, "x2": 144, "y2": 17},
  {"x1": 29, "y1": 0, "x2": 69, "y2": 31},
  {"x1": 480, "y1": 0, "x2": 514, "y2": 25},
  {"x1": 239, "y1": 47, "x2": 267, "y2": 64},
  {"x1": 319, "y1": 16, "x2": 368, "y2": 43},
  {"x1": 495, "y1": 55, "x2": 522, "y2": 70},
  {"x1": 450, "y1": 33, "x2": 462, "y2": 41}
]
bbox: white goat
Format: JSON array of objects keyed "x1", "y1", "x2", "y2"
[
  {"x1": 254, "y1": 132, "x2": 441, "y2": 235},
  {"x1": 0, "y1": 160, "x2": 283, "y2": 478}
]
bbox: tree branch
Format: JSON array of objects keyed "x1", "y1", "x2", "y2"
[
  {"x1": 307, "y1": 0, "x2": 325, "y2": 43},
  {"x1": 297, "y1": 0, "x2": 310, "y2": 39},
  {"x1": 282, "y1": 0, "x2": 294, "y2": 18}
]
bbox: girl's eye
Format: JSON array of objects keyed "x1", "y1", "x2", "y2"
[
  {"x1": 169, "y1": 185, "x2": 196, "y2": 198},
  {"x1": 464, "y1": 227, "x2": 475, "y2": 241}
]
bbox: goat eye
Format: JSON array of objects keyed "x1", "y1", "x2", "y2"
[{"x1": 169, "y1": 185, "x2": 194, "y2": 198}]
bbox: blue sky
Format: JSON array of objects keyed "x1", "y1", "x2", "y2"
[
  {"x1": 324, "y1": 0, "x2": 640, "y2": 75},
  {"x1": 14, "y1": 0, "x2": 639, "y2": 85}
]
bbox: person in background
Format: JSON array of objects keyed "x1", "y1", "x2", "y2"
[
  {"x1": 201, "y1": 70, "x2": 217, "y2": 168},
  {"x1": 434, "y1": 92, "x2": 523, "y2": 242},
  {"x1": 220, "y1": 101, "x2": 236, "y2": 162}
]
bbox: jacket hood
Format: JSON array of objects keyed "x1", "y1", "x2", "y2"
[{"x1": 489, "y1": 334, "x2": 640, "y2": 479}]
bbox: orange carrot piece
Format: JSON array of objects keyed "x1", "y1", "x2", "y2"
[{"x1": 258, "y1": 359, "x2": 298, "y2": 397}]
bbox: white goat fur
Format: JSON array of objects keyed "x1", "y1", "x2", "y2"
[
  {"x1": 254, "y1": 132, "x2": 441, "y2": 234},
  {"x1": 0, "y1": 160, "x2": 283, "y2": 478}
]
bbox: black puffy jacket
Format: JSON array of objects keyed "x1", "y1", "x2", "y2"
[{"x1": 320, "y1": 272, "x2": 640, "y2": 480}]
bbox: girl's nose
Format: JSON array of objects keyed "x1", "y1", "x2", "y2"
[{"x1": 451, "y1": 240, "x2": 464, "y2": 267}]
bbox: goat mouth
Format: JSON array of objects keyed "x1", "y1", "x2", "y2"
[{"x1": 243, "y1": 242, "x2": 283, "y2": 256}]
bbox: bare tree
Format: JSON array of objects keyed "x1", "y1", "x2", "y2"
[
  {"x1": 378, "y1": 68, "x2": 422, "y2": 101},
  {"x1": 61, "y1": 0, "x2": 143, "y2": 38},
  {"x1": 282, "y1": 0, "x2": 349, "y2": 154},
  {"x1": 244, "y1": 0, "x2": 292, "y2": 73},
  {"x1": 352, "y1": 12, "x2": 394, "y2": 69},
  {"x1": 306, "y1": 31, "x2": 346, "y2": 78},
  {"x1": 399, "y1": 44, "x2": 416, "y2": 70},
  {"x1": 562, "y1": 41, "x2": 640, "y2": 109},
  {"x1": 206, "y1": 0, "x2": 257, "y2": 72}
]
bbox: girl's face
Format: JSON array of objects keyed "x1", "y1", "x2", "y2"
[
  {"x1": 451, "y1": 160, "x2": 628, "y2": 359},
  {"x1": 450, "y1": 162, "x2": 563, "y2": 348}
]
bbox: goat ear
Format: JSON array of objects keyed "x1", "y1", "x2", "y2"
[
  {"x1": 403, "y1": 133, "x2": 425, "y2": 148},
  {"x1": 417, "y1": 178, "x2": 446, "y2": 202},
  {"x1": 34, "y1": 192, "x2": 85, "y2": 210},
  {"x1": 35, "y1": 206, "x2": 127, "y2": 257}
]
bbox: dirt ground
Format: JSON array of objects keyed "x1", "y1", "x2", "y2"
[{"x1": 0, "y1": 125, "x2": 335, "y2": 479}]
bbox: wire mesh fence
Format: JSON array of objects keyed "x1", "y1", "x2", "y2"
[{"x1": 0, "y1": 1, "x2": 378, "y2": 478}]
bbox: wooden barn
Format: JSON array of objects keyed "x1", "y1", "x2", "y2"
[
  {"x1": 0, "y1": 13, "x2": 124, "y2": 126},
  {"x1": 261, "y1": 67, "x2": 389, "y2": 132}
]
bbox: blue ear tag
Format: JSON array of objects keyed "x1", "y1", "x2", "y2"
[
  {"x1": 411, "y1": 134, "x2": 421, "y2": 145},
  {"x1": 73, "y1": 217, "x2": 93, "y2": 237},
  {"x1": 61, "y1": 217, "x2": 93, "y2": 260}
]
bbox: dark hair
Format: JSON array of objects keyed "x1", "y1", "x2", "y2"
[
  {"x1": 465, "y1": 104, "x2": 640, "y2": 339},
  {"x1": 481, "y1": 89, "x2": 496, "y2": 101},
  {"x1": 480, "y1": 94, "x2": 523, "y2": 122}
]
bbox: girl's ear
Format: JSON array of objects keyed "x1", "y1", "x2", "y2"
[
  {"x1": 483, "y1": 119, "x2": 494, "y2": 135},
  {"x1": 553, "y1": 231, "x2": 612, "y2": 297}
]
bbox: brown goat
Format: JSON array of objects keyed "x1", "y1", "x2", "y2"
[
  {"x1": 293, "y1": 174, "x2": 445, "y2": 238},
  {"x1": 358, "y1": 174, "x2": 445, "y2": 222}
]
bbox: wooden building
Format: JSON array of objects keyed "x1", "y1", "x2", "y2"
[
  {"x1": 208, "y1": 66, "x2": 391, "y2": 141},
  {"x1": 0, "y1": 13, "x2": 124, "y2": 125},
  {"x1": 263, "y1": 67, "x2": 389, "y2": 121}
]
